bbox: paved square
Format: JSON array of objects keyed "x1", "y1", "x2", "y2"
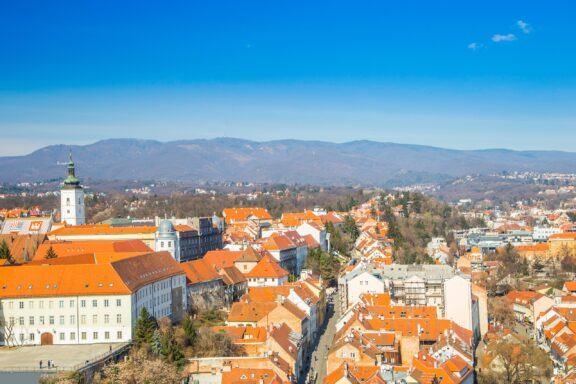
[{"x1": 0, "y1": 343, "x2": 127, "y2": 372}]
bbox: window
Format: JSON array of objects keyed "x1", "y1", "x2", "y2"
[
  {"x1": 59, "y1": 333, "x2": 65, "y2": 341},
  {"x1": 104, "y1": 314, "x2": 110, "y2": 324},
  {"x1": 104, "y1": 299, "x2": 109, "y2": 307},
  {"x1": 80, "y1": 315, "x2": 86, "y2": 325},
  {"x1": 81, "y1": 300, "x2": 86, "y2": 308},
  {"x1": 66, "y1": 197, "x2": 70, "y2": 206},
  {"x1": 59, "y1": 316, "x2": 65, "y2": 325},
  {"x1": 39, "y1": 301, "x2": 44, "y2": 309},
  {"x1": 81, "y1": 332, "x2": 87, "y2": 340},
  {"x1": 49, "y1": 316, "x2": 54, "y2": 325},
  {"x1": 70, "y1": 300, "x2": 75, "y2": 308},
  {"x1": 29, "y1": 301, "x2": 34, "y2": 309},
  {"x1": 116, "y1": 299, "x2": 121, "y2": 307},
  {"x1": 105, "y1": 331, "x2": 110, "y2": 340},
  {"x1": 70, "y1": 315, "x2": 75, "y2": 325},
  {"x1": 59, "y1": 300, "x2": 64, "y2": 309},
  {"x1": 70, "y1": 332, "x2": 76, "y2": 341},
  {"x1": 19, "y1": 301, "x2": 24, "y2": 309},
  {"x1": 19, "y1": 334, "x2": 24, "y2": 343},
  {"x1": 39, "y1": 316, "x2": 45, "y2": 325},
  {"x1": 92, "y1": 299, "x2": 98, "y2": 308},
  {"x1": 19, "y1": 317, "x2": 24, "y2": 326},
  {"x1": 117, "y1": 331, "x2": 123, "y2": 339},
  {"x1": 117, "y1": 314, "x2": 122, "y2": 324},
  {"x1": 30, "y1": 333, "x2": 35, "y2": 342},
  {"x1": 29, "y1": 316, "x2": 34, "y2": 326},
  {"x1": 49, "y1": 301, "x2": 54, "y2": 309},
  {"x1": 93, "y1": 332, "x2": 98, "y2": 340},
  {"x1": 92, "y1": 315, "x2": 97, "y2": 324}
]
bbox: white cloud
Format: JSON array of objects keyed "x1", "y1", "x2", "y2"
[
  {"x1": 517, "y1": 20, "x2": 532, "y2": 34},
  {"x1": 492, "y1": 33, "x2": 517, "y2": 42},
  {"x1": 467, "y1": 42, "x2": 483, "y2": 50}
]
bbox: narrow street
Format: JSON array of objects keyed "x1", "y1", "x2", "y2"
[{"x1": 303, "y1": 289, "x2": 341, "y2": 384}]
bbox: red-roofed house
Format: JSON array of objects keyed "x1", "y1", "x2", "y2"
[
  {"x1": 180, "y1": 259, "x2": 225, "y2": 312},
  {"x1": 263, "y1": 235, "x2": 298, "y2": 275},
  {"x1": 245, "y1": 255, "x2": 290, "y2": 287}
]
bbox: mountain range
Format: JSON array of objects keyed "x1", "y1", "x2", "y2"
[{"x1": 1, "y1": 138, "x2": 576, "y2": 186}]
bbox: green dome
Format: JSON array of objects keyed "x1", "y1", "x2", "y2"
[{"x1": 158, "y1": 219, "x2": 175, "y2": 234}]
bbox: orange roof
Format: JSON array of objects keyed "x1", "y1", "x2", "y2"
[
  {"x1": 515, "y1": 243, "x2": 549, "y2": 253},
  {"x1": 223, "y1": 208, "x2": 272, "y2": 224},
  {"x1": 324, "y1": 364, "x2": 385, "y2": 384},
  {"x1": 174, "y1": 224, "x2": 195, "y2": 232},
  {"x1": 0, "y1": 252, "x2": 183, "y2": 298},
  {"x1": 203, "y1": 250, "x2": 243, "y2": 269},
  {"x1": 263, "y1": 235, "x2": 296, "y2": 251},
  {"x1": 359, "y1": 293, "x2": 391, "y2": 307},
  {"x1": 33, "y1": 240, "x2": 152, "y2": 261},
  {"x1": 221, "y1": 368, "x2": 282, "y2": 384},
  {"x1": 565, "y1": 281, "x2": 576, "y2": 292},
  {"x1": 48, "y1": 224, "x2": 156, "y2": 236},
  {"x1": 302, "y1": 234, "x2": 320, "y2": 249},
  {"x1": 281, "y1": 211, "x2": 321, "y2": 227},
  {"x1": 212, "y1": 326, "x2": 268, "y2": 344},
  {"x1": 245, "y1": 255, "x2": 289, "y2": 279},
  {"x1": 180, "y1": 259, "x2": 222, "y2": 285},
  {"x1": 506, "y1": 290, "x2": 544, "y2": 306},
  {"x1": 550, "y1": 233, "x2": 576, "y2": 240},
  {"x1": 228, "y1": 302, "x2": 278, "y2": 323}
]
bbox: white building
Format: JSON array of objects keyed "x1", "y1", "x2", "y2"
[
  {"x1": 0, "y1": 252, "x2": 186, "y2": 346},
  {"x1": 533, "y1": 226, "x2": 562, "y2": 242},
  {"x1": 155, "y1": 219, "x2": 180, "y2": 261},
  {"x1": 444, "y1": 276, "x2": 473, "y2": 333},
  {"x1": 244, "y1": 255, "x2": 289, "y2": 287},
  {"x1": 60, "y1": 153, "x2": 85, "y2": 226},
  {"x1": 297, "y1": 222, "x2": 328, "y2": 251}
]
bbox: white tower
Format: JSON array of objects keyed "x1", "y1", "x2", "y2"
[
  {"x1": 60, "y1": 152, "x2": 85, "y2": 225},
  {"x1": 156, "y1": 219, "x2": 180, "y2": 261}
]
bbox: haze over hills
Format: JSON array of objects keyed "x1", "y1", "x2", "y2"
[{"x1": 1, "y1": 138, "x2": 576, "y2": 186}]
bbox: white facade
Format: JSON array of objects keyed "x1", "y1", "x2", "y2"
[
  {"x1": 443, "y1": 276, "x2": 473, "y2": 332},
  {"x1": 246, "y1": 276, "x2": 288, "y2": 287},
  {"x1": 155, "y1": 220, "x2": 180, "y2": 261},
  {"x1": 0, "y1": 294, "x2": 132, "y2": 346},
  {"x1": 60, "y1": 186, "x2": 85, "y2": 226},
  {"x1": 345, "y1": 271, "x2": 385, "y2": 308},
  {"x1": 0, "y1": 274, "x2": 186, "y2": 346},
  {"x1": 297, "y1": 223, "x2": 327, "y2": 251},
  {"x1": 533, "y1": 226, "x2": 562, "y2": 242}
]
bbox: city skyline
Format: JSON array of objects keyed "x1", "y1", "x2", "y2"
[{"x1": 2, "y1": 1, "x2": 576, "y2": 155}]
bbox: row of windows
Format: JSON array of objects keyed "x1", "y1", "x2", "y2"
[
  {"x1": 4, "y1": 298, "x2": 122, "y2": 310},
  {"x1": 9, "y1": 314, "x2": 122, "y2": 326},
  {"x1": 18, "y1": 331, "x2": 123, "y2": 343},
  {"x1": 248, "y1": 278, "x2": 276, "y2": 282}
]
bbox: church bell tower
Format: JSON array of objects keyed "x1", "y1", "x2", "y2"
[{"x1": 60, "y1": 152, "x2": 85, "y2": 225}]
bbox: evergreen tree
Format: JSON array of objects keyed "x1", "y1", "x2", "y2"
[
  {"x1": 160, "y1": 327, "x2": 184, "y2": 365},
  {"x1": 44, "y1": 246, "x2": 58, "y2": 259},
  {"x1": 0, "y1": 240, "x2": 15, "y2": 264},
  {"x1": 182, "y1": 315, "x2": 197, "y2": 346},
  {"x1": 343, "y1": 216, "x2": 360, "y2": 241},
  {"x1": 134, "y1": 307, "x2": 157, "y2": 346},
  {"x1": 150, "y1": 329, "x2": 162, "y2": 356}
]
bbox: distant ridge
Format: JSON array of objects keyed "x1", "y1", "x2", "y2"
[{"x1": 1, "y1": 138, "x2": 576, "y2": 186}]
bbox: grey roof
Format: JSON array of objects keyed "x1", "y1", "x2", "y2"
[{"x1": 339, "y1": 263, "x2": 455, "y2": 283}]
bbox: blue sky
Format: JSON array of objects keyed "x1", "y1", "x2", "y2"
[{"x1": 1, "y1": 0, "x2": 575, "y2": 155}]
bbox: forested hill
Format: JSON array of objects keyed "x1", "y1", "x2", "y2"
[{"x1": 2, "y1": 138, "x2": 576, "y2": 186}]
